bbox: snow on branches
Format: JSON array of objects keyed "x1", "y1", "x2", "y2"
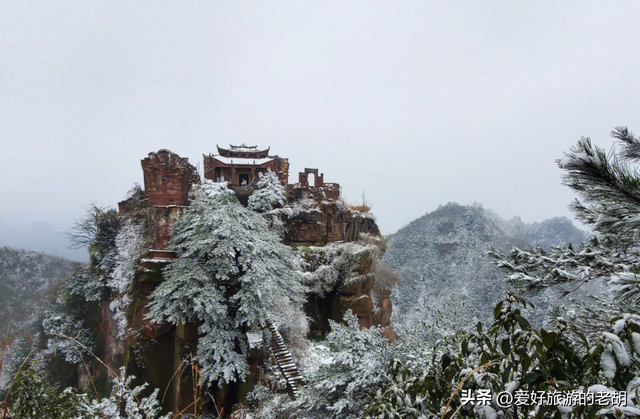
[
  {"x1": 557, "y1": 131, "x2": 640, "y2": 240},
  {"x1": 486, "y1": 128, "x2": 640, "y2": 417},
  {"x1": 492, "y1": 128, "x2": 640, "y2": 304},
  {"x1": 248, "y1": 170, "x2": 286, "y2": 212},
  {"x1": 146, "y1": 181, "x2": 305, "y2": 385},
  {"x1": 108, "y1": 219, "x2": 145, "y2": 338}
]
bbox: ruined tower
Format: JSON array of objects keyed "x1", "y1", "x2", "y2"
[{"x1": 141, "y1": 149, "x2": 199, "y2": 207}]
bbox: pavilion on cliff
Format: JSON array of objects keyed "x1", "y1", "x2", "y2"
[{"x1": 203, "y1": 144, "x2": 289, "y2": 185}]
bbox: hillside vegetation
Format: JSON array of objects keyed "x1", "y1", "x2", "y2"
[
  {"x1": 384, "y1": 203, "x2": 587, "y2": 330},
  {"x1": 7, "y1": 129, "x2": 640, "y2": 418},
  {"x1": 0, "y1": 247, "x2": 81, "y2": 388},
  {"x1": 0, "y1": 247, "x2": 81, "y2": 339}
]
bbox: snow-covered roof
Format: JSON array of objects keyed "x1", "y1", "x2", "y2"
[
  {"x1": 230, "y1": 144, "x2": 258, "y2": 151},
  {"x1": 246, "y1": 332, "x2": 263, "y2": 349},
  {"x1": 141, "y1": 258, "x2": 174, "y2": 263},
  {"x1": 216, "y1": 144, "x2": 271, "y2": 157},
  {"x1": 212, "y1": 155, "x2": 274, "y2": 166}
]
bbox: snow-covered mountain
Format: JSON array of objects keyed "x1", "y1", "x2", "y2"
[
  {"x1": 0, "y1": 247, "x2": 80, "y2": 344},
  {"x1": 384, "y1": 203, "x2": 587, "y2": 328}
]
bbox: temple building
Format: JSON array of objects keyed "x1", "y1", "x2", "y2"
[{"x1": 203, "y1": 144, "x2": 289, "y2": 185}]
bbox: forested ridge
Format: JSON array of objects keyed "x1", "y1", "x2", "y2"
[{"x1": 384, "y1": 203, "x2": 587, "y2": 331}]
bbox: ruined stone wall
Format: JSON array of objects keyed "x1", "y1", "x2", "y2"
[
  {"x1": 286, "y1": 183, "x2": 340, "y2": 202},
  {"x1": 272, "y1": 156, "x2": 289, "y2": 184},
  {"x1": 285, "y1": 167, "x2": 340, "y2": 202},
  {"x1": 142, "y1": 150, "x2": 199, "y2": 206},
  {"x1": 113, "y1": 150, "x2": 197, "y2": 413}
]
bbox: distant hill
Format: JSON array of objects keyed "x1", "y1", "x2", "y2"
[
  {"x1": 0, "y1": 247, "x2": 81, "y2": 347},
  {"x1": 0, "y1": 217, "x2": 88, "y2": 262},
  {"x1": 487, "y1": 212, "x2": 587, "y2": 249},
  {"x1": 383, "y1": 203, "x2": 588, "y2": 329}
]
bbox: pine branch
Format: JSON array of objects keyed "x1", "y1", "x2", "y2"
[
  {"x1": 557, "y1": 136, "x2": 640, "y2": 238},
  {"x1": 613, "y1": 126, "x2": 640, "y2": 162},
  {"x1": 490, "y1": 239, "x2": 640, "y2": 297}
]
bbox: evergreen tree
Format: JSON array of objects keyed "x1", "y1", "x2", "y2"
[
  {"x1": 483, "y1": 127, "x2": 640, "y2": 416},
  {"x1": 147, "y1": 180, "x2": 305, "y2": 385},
  {"x1": 248, "y1": 170, "x2": 286, "y2": 212},
  {"x1": 491, "y1": 127, "x2": 640, "y2": 307}
]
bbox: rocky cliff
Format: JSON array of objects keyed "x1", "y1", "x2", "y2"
[
  {"x1": 271, "y1": 199, "x2": 395, "y2": 340},
  {"x1": 108, "y1": 150, "x2": 395, "y2": 414}
]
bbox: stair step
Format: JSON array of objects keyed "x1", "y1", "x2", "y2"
[
  {"x1": 265, "y1": 319, "x2": 305, "y2": 400},
  {"x1": 275, "y1": 354, "x2": 292, "y2": 360}
]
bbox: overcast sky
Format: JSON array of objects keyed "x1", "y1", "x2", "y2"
[{"x1": 2, "y1": 1, "x2": 640, "y2": 243}]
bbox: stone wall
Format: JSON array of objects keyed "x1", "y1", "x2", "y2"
[
  {"x1": 145, "y1": 206, "x2": 188, "y2": 250},
  {"x1": 116, "y1": 150, "x2": 197, "y2": 412},
  {"x1": 286, "y1": 183, "x2": 340, "y2": 202},
  {"x1": 142, "y1": 149, "x2": 199, "y2": 206},
  {"x1": 285, "y1": 167, "x2": 340, "y2": 202}
]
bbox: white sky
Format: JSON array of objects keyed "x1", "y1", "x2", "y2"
[{"x1": 2, "y1": 1, "x2": 639, "y2": 236}]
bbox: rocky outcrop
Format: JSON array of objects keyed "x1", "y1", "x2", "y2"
[
  {"x1": 277, "y1": 200, "x2": 380, "y2": 246},
  {"x1": 109, "y1": 149, "x2": 395, "y2": 416},
  {"x1": 274, "y1": 200, "x2": 395, "y2": 340}
]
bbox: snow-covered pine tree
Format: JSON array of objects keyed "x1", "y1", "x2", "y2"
[
  {"x1": 248, "y1": 170, "x2": 286, "y2": 212},
  {"x1": 146, "y1": 180, "x2": 305, "y2": 385},
  {"x1": 486, "y1": 127, "x2": 640, "y2": 415},
  {"x1": 491, "y1": 127, "x2": 640, "y2": 308}
]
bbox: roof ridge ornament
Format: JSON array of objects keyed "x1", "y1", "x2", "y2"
[{"x1": 230, "y1": 143, "x2": 258, "y2": 150}]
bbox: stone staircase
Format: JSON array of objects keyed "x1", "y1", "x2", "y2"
[{"x1": 266, "y1": 319, "x2": 305, "y2": 399}]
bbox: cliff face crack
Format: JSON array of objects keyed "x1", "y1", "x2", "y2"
[{"x1": 266, "y1": 318, "x2": 305, "y2": 399}]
